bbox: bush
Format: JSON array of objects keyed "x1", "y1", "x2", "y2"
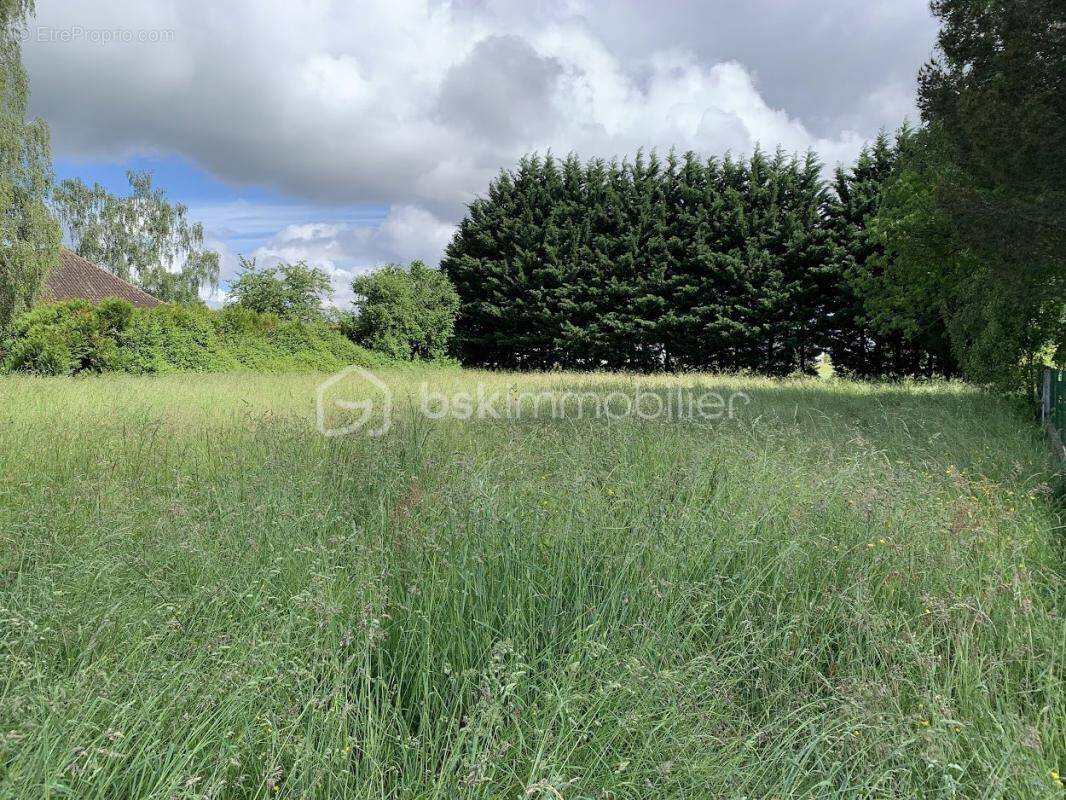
[
  {"x1": 349, "y1": 261, "x2": 459, "y2": 360},
  {"x1": 1, "y1": 300, "x2": 125, "y2": 376},
  {"x1": 95, "y1": 297, "x2": 134, "y2": 334},
  {"x1": 2, "y1": 300, "x2": 384, "y2": 376},
  {"x1": 116, "y1": 304, "x2": 233, "y2": 373},
  {"x1": 4, "y1": 328, "x2": 75, "y2": 375}
]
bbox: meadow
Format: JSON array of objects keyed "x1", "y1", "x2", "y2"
[{"x1": 0, "y1": 371, "x2": 1063, "y2": 799}]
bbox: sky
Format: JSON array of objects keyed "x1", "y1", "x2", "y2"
[{"x1": 23, "y1": 0, "x2": 939, "y2": 306}]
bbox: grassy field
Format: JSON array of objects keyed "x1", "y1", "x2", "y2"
[{"x1": 0, "y1": 371, "x2": 1063, "y2": 799}]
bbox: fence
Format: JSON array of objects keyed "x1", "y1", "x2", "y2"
[{"x1": 1039, "y1": 368, "x2": 1066, "y2": 433}]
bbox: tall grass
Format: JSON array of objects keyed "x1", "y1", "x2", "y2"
[{"x1": 0, "y1": 372, "x2": 1063, "y2": 798}]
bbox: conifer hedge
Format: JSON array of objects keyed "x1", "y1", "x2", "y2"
[{"x1": 443, "y1": 140, "x2": 957, "y2": 376}]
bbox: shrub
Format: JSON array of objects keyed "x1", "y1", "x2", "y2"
[
  {"x1": 349, "y1": 261, "x2": 459, "y2": 360},
  {"x1": 116, "y1": 304, "x2": 233, "y2": 373},
  {"x1": 2, "y1": 300, "x2": 122, "y2": 375},
  {"x1": 3, "y1": 300, "x2": 384, "y2": 376},
  {"x1": 3, "y1": 328, "x2": 75, "y2": 375},
  {"x1": 94, "y1": 297, "x2": 134, "y2": 334}
]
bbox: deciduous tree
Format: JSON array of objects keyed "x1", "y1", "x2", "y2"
[
  {"x1": 227, "y1": 257, "x2": 333, "y2": 322},
  {"x1": 348, "y1": 261, "x2": 459, "y2": 361},
  {"x1": 53, "y1": 171, "x2": 219, "y2": 304},
  {"x1": 0, "y1": 0, "x2": 60, "y2": 331}
]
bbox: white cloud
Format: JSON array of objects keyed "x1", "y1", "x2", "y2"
[
  {"x1": 26, "y1": 0, "x2": 935, "y2": 292},
  {"x1": 249, "y1": 205, "x2": 454, "y2": 273},
  {"x1": 24, "y1": 0, "x2": 924, "y2": 217}
]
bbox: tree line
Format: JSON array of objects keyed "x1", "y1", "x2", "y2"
[{"x1": 442, "y1": 136, "x2": 955, "y2": 377}]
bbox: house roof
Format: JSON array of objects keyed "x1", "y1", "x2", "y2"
[{"x1": 42, "y1": 249, "x2": 163, "y2": 308}]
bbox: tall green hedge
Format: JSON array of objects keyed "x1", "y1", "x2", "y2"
[
  {"x1": 442, "y1": 146, "x2": 957, "y2": 376},
  {"x1": 1, "y1": 300, "x2": 384, "y2": 376}
]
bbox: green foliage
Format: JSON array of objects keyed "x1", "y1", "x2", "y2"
[
  {"x1": 2, "y1": 299, "x2": 382, "y2": 376},
  {"x1": 227, "y1": 257, "x2": 333, "y2": 322},
  {"x1": 443, "y1": 150, "x2": 840, "y2": 374},
  {"x1": 52, "y1": 171, "x2": 220, "y2": 304},
  {"x1": 824, "y1": 128, "x2": 958, "y2": 379},
  {"x1": 0, "y1": 0, "x2": 61, "y2": 331},
  {"x1": 2, "y1": 299, "x2": 122, "y2": 374},
  {"x1": 443, "y1": 136, "x2": 1055, "y2": 386},
  {"x1": 94, "y1": 295, "x2": 134, "y2": 332},
  {"x1": 871, "y1": 133, "x2": 1062, "y2": 391},
  {"x1": 878, "y1": 169, "x2": 1054, "y2": 391},
  {"x1": 117, "y1": 303, "x2": 232, "y2": 374},
  {"x1": 349, "y1": 260, "x2": 459, "y2": 360},
  {"x1": 919, "y1": 0, "x2": 1065, "y2": 283},
  {"x1": 877, "y1": 0, "x2": 1066, "y2": 389},
  {"x1": 3, "y1": 326, "x2": 71, "y2": 374}
]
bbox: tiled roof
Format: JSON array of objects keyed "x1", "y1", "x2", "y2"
[{"x1": 42, "y1": 249, "x2": 163, "y2": 308}]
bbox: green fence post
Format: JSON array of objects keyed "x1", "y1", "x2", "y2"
[{"x1": 1053, "y1": 373, "x2": 1061, "y2": 435}]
